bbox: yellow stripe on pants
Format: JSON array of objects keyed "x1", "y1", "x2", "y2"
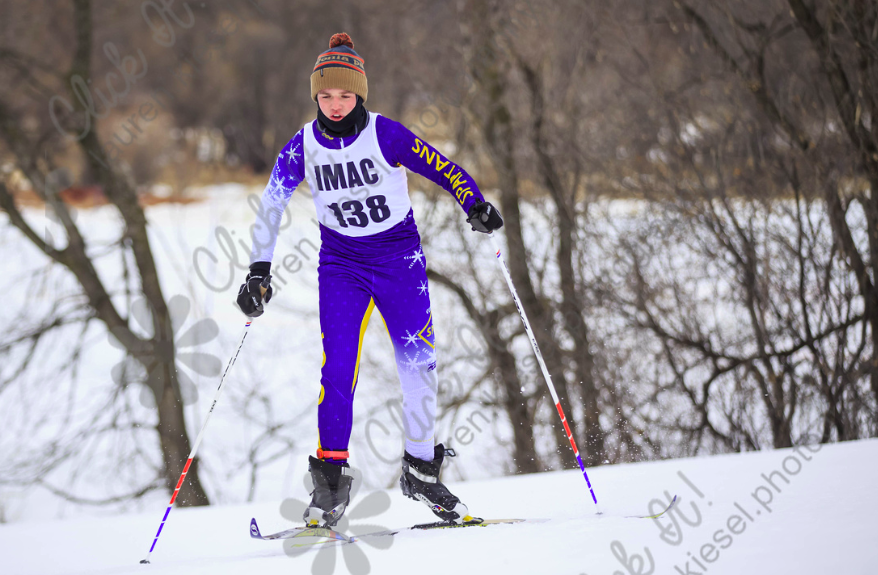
[{"x1": 351, "y1": 298, "x2": 375, "y2": 393}]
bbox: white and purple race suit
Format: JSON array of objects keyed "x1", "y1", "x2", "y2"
[{"x1": 250, "y1": 112, "x2": 484, "y2": 461}]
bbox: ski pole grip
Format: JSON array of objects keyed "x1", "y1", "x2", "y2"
[{"x1": 259, "y1": 274, "x2": 272, "y2": 297}]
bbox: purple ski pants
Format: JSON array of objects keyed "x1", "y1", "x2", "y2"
[{"x1": 316, "y1": 212, "x2": 438, "y2": 462}]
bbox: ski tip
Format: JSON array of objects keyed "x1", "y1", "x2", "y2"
[
  {"x1": 642, "y1": 494, "x2": 678, "y2": 519},
  {"x1": 249, "y1": 518, "x2": 262, "y2": 539}
]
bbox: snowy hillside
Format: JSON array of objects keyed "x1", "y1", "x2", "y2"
[
  {"x1": 0, "y1": 184, "x2": 599, "y2": 525},
  {"x1": 2, "y1": 438, "x2": 875, "y2": 575}
]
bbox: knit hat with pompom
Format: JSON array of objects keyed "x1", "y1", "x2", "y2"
[{"x1": 311, "y1": 33, "x2": 368, "y2": 102}]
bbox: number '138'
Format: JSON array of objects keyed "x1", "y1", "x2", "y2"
[{"x1": 328, "y1": 195, "x2": 390, "y2": 228}]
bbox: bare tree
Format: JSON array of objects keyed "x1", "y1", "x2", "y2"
[
  {"x1": 677, "y1": 0, "x2": 878, "y2": 422},
  {"x1": 579, "y1": 0, "x2": 877, "y2": 450},
  {"x1": 0, "y1": 0, "x2": 208, "y2": 505}
]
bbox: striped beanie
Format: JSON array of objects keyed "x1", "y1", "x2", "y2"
[{"x1": 311, "y1": 33, "x2": 368, "y2": 102}]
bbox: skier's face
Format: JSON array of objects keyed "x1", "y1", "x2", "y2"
[{"x1": 318, "y1": 89, "x2": 357, "y2": 121}]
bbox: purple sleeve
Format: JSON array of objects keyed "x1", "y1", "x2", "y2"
[
  {"x1": 375, "y1": 115, "x2": 484, "y2": 213},
  {"x1": 249, "y1": 130, "x2": 304, "y2": 265},
  {"x1": 277, "y1": 130, "x2": 306, "y2": 185},
  {"x1": 263, "y1": 130, "x2": 305, "y2": 206}
]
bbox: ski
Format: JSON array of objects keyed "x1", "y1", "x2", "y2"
[
  {"x1": 618, "y1": 494, "x2": 678, "y2": 519},
  {"x1": 249, "y1": 518, "x2": 350, "y2": 545},
  {"x1": 351, "y1": 518, "x2": 534, "y2": 541},
  {"x1": 249, "y1": 495, "x2": 677, "y2": 547},
  {"x1": 249, "y1": 517, "x2": 534, "y2": 547}
]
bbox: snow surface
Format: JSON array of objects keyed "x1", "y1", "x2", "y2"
[
  {"x1": 0, "y1": 184, "x2": 569, "y2": 525},
  {"x1": 2, "y1": 438, "x2": 875, "y2": 575},
  {"x1": 1, "y1": 185, "x2": 875, "y2": 573}
]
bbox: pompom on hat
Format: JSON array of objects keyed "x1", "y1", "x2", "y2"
[{"x1": 311, "y1": 33, "x2": 368, "y2": 102}]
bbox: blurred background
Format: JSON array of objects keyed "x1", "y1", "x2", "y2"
[{"x1": 0, "y1": 0, "x2": 876, "y2": 523}]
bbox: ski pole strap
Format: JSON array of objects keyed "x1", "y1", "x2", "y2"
[{"x1": 317, "y1": 449, "x2": 349, "y2": 460}]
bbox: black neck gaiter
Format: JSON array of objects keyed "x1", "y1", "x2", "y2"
[{"x1": 317, "y1": 96, "x2": 369, "y2": 138}]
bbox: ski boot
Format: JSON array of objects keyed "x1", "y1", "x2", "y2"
[
  {"x1": 400, "y1": 444, "x2": 479, "y2": 524},
  {"x1": 303, "y1": 455, "x2": 353, "y2": 527}
]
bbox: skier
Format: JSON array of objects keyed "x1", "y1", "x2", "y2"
[{"x1": 237, "y1": 33, "x2": 503, "y2": 528}]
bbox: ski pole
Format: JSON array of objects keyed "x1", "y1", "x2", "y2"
[
  {"x1": 141, "y1": 282, "x2": 268, "y2": 564},
  {"x1": 487, "y1": 232, "x2": 600, "y2": 510}
]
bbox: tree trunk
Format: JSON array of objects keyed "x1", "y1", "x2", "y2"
[
  {"x1": 485, "y1": 312, "x2": 541, "y2": 474},
  {"x1": 73, "y1": 0, "x2": 209, "y2": 505},
  {"x1": 461, "y1": 0, "x2": 579, "y2": 468},
  {"x1": 151, "y1": 359, "x2": 209, "y2": 506},
  {"x1": 427, "y1": 271, "x2": 541, "y2": 473},
  {"x1": 516, "y1": 56, "x2": 607, "y2": 466}
]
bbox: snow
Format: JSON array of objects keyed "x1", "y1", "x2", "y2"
[
  {"x1": 1, "y1": 185, "x2": 875, "y2": 573},
  {"x1": 2, "y1": 437, "x2": 875, "y2": 575},
  {"x1": 0, "y1": 184, "x2": 527, "y2": 527}
]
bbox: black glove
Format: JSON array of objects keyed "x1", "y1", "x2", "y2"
[
  {"x1": 466, "y1": 199, "x2": 503, "y2": 233},
  {"x1": 237, "y1": 262, "x2": 273, "y2": 318}
]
